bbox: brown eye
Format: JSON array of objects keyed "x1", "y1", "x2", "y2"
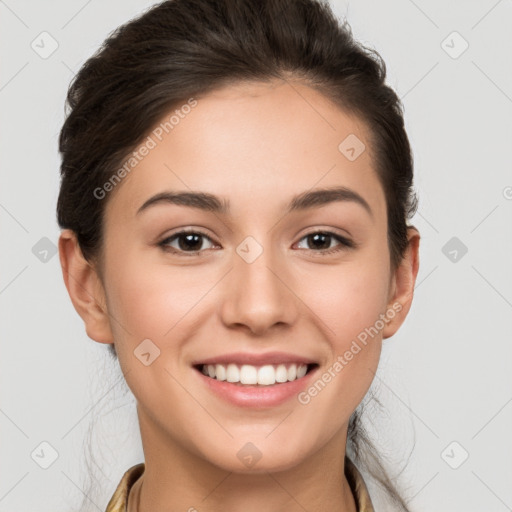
[
  {"x1": 296, "y1": 231, "x2": 354, "y2": 254},
  {"x1": 159, "y1": 230, "x2": 216, "y2": 254}
]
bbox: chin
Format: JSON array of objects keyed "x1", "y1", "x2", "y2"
[{"x1": 197, "y1": 436, "x2": 314, "y2": 474}]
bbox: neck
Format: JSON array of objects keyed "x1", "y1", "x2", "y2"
[{"x1": 130, "y1": 408, "x2": 358, "y2": 512}]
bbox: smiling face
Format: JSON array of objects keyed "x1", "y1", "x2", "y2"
[{"x1": 63, "y1": 79, "x2": 417, "y2": 475}]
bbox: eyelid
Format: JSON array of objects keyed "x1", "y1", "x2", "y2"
[{"x1": 299, "y1": 226, "x2": 353, "y2": 241}]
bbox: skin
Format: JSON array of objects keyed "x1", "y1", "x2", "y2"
[{"x1": 59, "y1": 79, "x2": 420, "y2": 512}]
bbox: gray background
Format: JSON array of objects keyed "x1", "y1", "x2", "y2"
[{"x1": 1, "y1": 0, "x2": 511, "y2": 511}]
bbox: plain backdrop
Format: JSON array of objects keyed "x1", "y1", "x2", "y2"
[{"x1": 1, "y1": 0, "x2": 511, "y2": 511}]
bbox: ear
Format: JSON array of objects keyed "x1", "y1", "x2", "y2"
[
  {"x1": 58, "y1": 229, "x2": 114, "y2": 344},
  {"x1": 382, "y1": 227, "x2": 420, "y2": 339}
]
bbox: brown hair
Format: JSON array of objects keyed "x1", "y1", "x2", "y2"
[{"x1": 57, "y1": 0, "x2": 417, "y2": 509}]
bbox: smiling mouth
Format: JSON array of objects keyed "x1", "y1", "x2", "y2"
[{"x1": 194, "y1": 363, "x2": 318, "y2": 386}]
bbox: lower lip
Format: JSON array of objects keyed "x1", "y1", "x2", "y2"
[{"x1": 195, "y1": 366, "x2": 319, "y2": 408}]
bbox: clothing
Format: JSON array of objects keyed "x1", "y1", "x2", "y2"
[{"x1": 105, "y1": 455, "x2": 374, "y2": 512}]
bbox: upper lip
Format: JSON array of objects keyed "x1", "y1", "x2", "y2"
[{"x1": 193, "y1": 351, "x2": 317, "y2": 366}]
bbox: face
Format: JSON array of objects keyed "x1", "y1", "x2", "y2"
[{"x1": 67, "y1": 79, "x2": 416, "y2": 474}]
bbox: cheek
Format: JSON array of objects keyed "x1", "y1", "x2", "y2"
[
  {"x1": 103, "y1": 248, "x2": 224, "y2": 361},
  {"x1": 103, "y1": 260, "x2": 207, "y2": 407},
  {"x1": 298, "y1": 251, "x2": 390, "y2": 405},
  {"x1": 306, "y1": 257, "x2": 391, "y2": 346}
]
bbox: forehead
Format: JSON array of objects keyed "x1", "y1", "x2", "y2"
[{"x1": 105, "y1": 79, "x2": 386, "y2": 222}]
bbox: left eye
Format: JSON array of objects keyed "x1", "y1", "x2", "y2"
[
  {"x1": 159, "y1": 230, "x2": 353, "y2": 255},
  {"x1": 295, "y1": 231, "x2": 353, "y2": 253}
]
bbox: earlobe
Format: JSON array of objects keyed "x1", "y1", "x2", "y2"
[
  {"x1": 58, "y1": 229, "x2": 114, "y2": 344},
  {"x1": 382, "y1": 227, "x2": 420, "y2": 339}
]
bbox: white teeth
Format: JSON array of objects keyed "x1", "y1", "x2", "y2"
[
  {"x1": 200, "y1": 363, "x2": 310, "y2": 385},
  {"x1": 215, "y1": 364, "x2": 226, "y2": 381},
  {"x1": 275, "y1": 364, "x2": 288, "y2": 383},
  {"x1": 226, "y1": 363, "x2": 240, "y2": 382},
  {"x1": 297, "y1": 364, "x2": 307, "y2": 378},
  {"x1": 287, "y1": 364, "x2": 297, "y2": 381},
  {"x1": 240, "y1": 365, "x2": 258, "y2": 384},
  {"x1": 257, "y1": 365, "x2": 275, "y2": 385}
]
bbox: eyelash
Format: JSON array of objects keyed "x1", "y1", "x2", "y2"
[{"x1": 158, "y1": 228, "x2": 355, "y2": 257}]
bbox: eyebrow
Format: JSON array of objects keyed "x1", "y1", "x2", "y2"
[{"x1": 136, "y1": 186, "x2": 373, "y2": 218}]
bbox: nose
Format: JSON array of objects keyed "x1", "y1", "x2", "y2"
[{"x1": 219, "y1": 241, "x2": 299, "y2": 336}]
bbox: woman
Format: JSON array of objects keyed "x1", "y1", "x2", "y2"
[{"x1": 57, "y1": 0, "x2": 420, "y2": 510}]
